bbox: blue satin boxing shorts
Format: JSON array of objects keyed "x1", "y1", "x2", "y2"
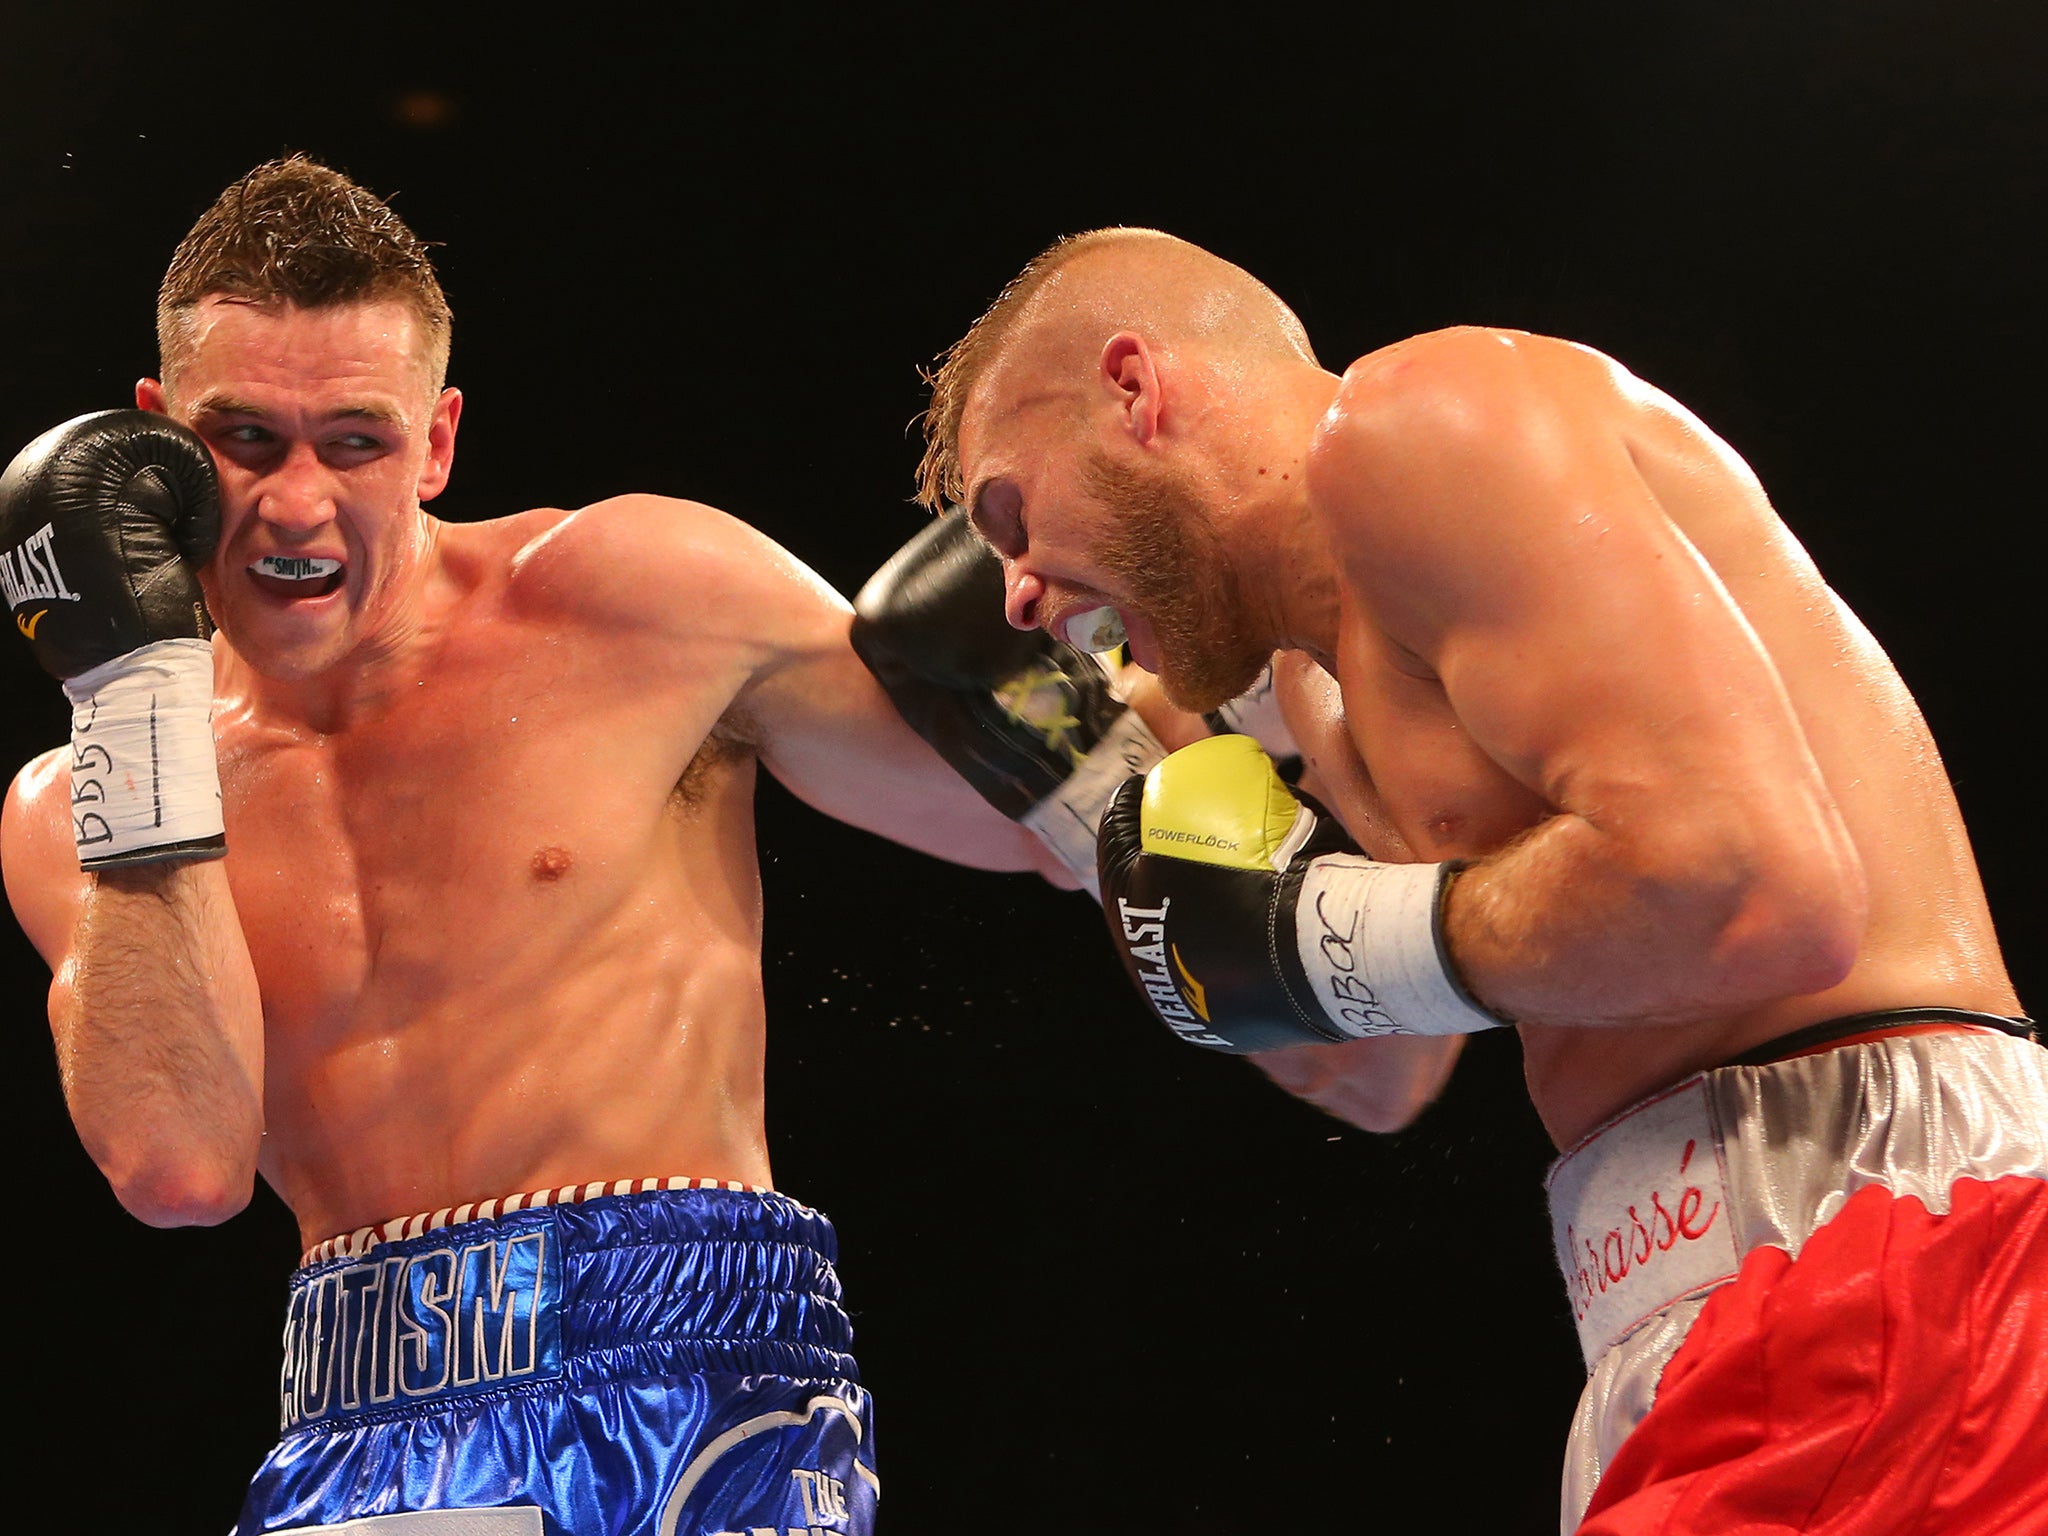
[{"x1": 234, "y1": 1180, "x2": 876, "y2": 1535}]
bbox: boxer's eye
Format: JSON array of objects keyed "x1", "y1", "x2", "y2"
[{"x1": 970, "y1": 482, "x2": 1026, "y2": 559}]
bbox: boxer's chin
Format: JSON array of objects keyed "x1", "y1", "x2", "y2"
[
  {"x1": 1124, "y1": 592, "x2": 1265, "y2": 713},
  {"x1": 1103, "y1": 583, "x2": 1264, "y2": 713},
  {"x1": 1154, "y1": 631, "x2": 1271, "y2": 716}
]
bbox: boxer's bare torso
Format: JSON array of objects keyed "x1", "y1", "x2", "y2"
[
  {"x1": 8, "y1": 501, "x2": 1034, "y2": 1247},
  {"x1": 3, "y1": 299, "x2": 1035, "y2": 1249},
  {"x1": 1279, "y1": 328, "x2": 2019, "y2": 1145}
]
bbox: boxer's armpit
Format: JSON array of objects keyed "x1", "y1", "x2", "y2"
[{"x1": 675, "y1": 718, "x2": 755, "y2": 811}]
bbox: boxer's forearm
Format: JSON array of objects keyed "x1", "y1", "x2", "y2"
[
  {"x1": 1113, "y1": 666, "x2": 1214, "y2": 754},
  {"x1": 55, "y1": 859, "x2": 264, "y2": 1226},
  {"x1": 1442, "y1": 809, "x2": 1865, "y2": 1029}
]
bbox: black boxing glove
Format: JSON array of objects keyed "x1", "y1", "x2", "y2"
[
  {"x1": 0, "y1": 410, "x2": 225, "y2": 867},
  {"x1": 1097, "y1": 734, "x2": 1509, "y2": 1052},
  {"x1": 852, "y1": 507, "x2": 1167, "y2": 894}
]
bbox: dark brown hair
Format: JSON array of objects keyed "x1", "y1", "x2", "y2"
[{"x1": 157, "y1": 154, "x2": 452, "y2": 389}]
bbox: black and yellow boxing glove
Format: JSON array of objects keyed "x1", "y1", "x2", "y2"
[{"x1": 1097, "y1": 734, "x2": 1508, "y2": 1053}]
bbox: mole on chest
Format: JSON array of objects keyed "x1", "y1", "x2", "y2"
[{"x1": 530, "y1": 845, "x2": 573, "y2": 882}]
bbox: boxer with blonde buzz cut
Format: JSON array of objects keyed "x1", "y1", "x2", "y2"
[{"x1": 918, "y1": 227, "x2": 2045, "y2": 1532}]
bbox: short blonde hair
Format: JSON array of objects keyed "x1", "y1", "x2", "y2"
[
  {"x1": 914, "y1": 228, "x2": 1313, "y2": 510},
  {"x1": 913, "y1": 230, "x2": 1132, "y2": 511}
]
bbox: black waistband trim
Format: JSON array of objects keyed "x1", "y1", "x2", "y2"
[{"x1": 1727, "y1": 1007, "x2": 2038, "y2": 1068}]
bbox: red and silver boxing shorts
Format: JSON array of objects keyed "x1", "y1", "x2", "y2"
[{"x1": 1546, "y1": 1017, "x2": 2048, "y2": 1535}]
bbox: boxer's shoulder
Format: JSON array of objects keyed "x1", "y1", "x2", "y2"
[
  {"x1": 477, "y1": 496, "x2": 842, "y2": 649},
  {"x1": 1320, "y1": 326, "x2": 1620, "y2": 452},
  {"x1": 1307, "y1": 328, "x2": 1641, "y2": 567},
  {"x1": 1, "y1": 744, "x2": 86, "y2": 963},
  {"x1": 4, "y1": 745, "x2": 73, "y2": 865}
]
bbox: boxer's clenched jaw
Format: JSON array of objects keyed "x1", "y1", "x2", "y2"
[{"x1": 1079, "y1": 448, "x2": 1269, "y2": 714}]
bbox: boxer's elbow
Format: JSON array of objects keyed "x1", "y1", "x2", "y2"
[
  {"x1": 1253, "y1": 1036, "x2": 1462, "y2": 1134},
  {"x1": 1716, "y1": 837, "x2": 1866, "y2": 1000},
  {"x1": 1644, "y1": 811, "x2": 1866, "y2": 1007},
  {"x1": 106, "y1": 1152, "x2": 255, "y2": 1228},
  {"x1": 1309, "y1": 1075, "x2": 1436, "y2": 1135},
  {"x1": 85, "y1": 1118, "x2": 259, "y2": 1229}
]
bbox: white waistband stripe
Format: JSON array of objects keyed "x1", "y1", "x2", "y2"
[{"x1": 301, "y1": 1176, "x2": 772, "y2": 1268}]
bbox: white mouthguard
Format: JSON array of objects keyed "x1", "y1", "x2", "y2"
[
  {"x1": 1062, "y1": 605, "x2": 1128, "y2": 654},
  {"x1": 250, "y1": 556, "x2": 342, "y2": 581}
]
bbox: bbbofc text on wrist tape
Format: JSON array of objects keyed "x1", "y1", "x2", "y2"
[
  {"x1": 1292, "y1": 857, "x2": 1507, "y2": 1037},
  {"x1": 62, "y1": 636, "x2": 225, "y2": 868}
]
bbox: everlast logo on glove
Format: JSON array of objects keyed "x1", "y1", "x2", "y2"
[
  {"x1": 1114, "y1": 898, "x2": 1232, "y2": 1050},
  {"x1": 0, "y1": 521, "x2": 82, "y2": 634}
]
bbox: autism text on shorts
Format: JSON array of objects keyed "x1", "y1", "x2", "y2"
[{"x1": 279, "y1": 1229, "x2": 552, "y2": 1427}]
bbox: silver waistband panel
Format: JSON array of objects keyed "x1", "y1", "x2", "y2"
[
  {"x1": 1547, "y1": 1029, "x2": 2048, "y2": 1369},
  {"x1": 1548, "y1": 1030, "x2": 2048, "y2": 1534}
]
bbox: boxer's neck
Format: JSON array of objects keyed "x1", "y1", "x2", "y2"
[{"x1": 1207, "y1": 365, "x2": 1345, "y2": 666}]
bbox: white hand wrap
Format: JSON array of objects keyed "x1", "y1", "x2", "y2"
[
  {"x1": 1211, "y1": 663, "x2": 1299, "y2": 760},
  {"x1": 1293, "y1": 857, "x2": 1507, "y2": 1037},
  {"x1": 1020, "y1": 707, "x2": 1167, "y2": 898},
  {"x1": 62, "y1": 637, "x2": 225, "y2": 868}
]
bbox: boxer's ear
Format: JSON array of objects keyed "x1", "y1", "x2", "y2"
[
  {"x1": 416, "y1": 387, "x2": 463, "y2": 503},
  {"x1": 1099, "y1": 333, "x2": 1162, "y2": 446}
]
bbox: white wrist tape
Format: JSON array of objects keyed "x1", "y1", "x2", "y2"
[
  {"x1": 1211, "y1": 664, "x2": 1299, "y2": 761},
  {"x1": 1021, "y1": 707, "x2": 1167, "y2": 898},
  {"x1": 1292, "y1": 857, "x2": 1506, "y2": 1037},
  {"x1": 62, "y1": 637, "x2": 225, "y2": 868}
]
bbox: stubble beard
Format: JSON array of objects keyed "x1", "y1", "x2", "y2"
[{"x1": 1081, "y1": 452, "x2": 1270, "y2": 714}]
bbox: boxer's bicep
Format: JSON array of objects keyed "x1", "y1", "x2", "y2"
[
  {"x1": 556, "y1": 497, "x2": 1037, "y2": 869},
  {"x1": 1328, "y1": 340, "x2": 1843, "y2": 873},
  {"x1": 1318, "y1": 338, "x2": 1864, "y2": 1019},
  {"x1": 738, "y1": 582, "x2": 1042, "y2": 872}
]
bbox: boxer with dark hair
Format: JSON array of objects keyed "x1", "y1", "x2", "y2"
[
  {"x1": 0, "y1": 158, "x2": 1155, "y2": 1534},
  {"x1": 918, "y1": 227, "x2": 2045, "y2": 1532}
]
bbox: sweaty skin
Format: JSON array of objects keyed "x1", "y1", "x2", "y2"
[
  {"x1": 964, "y1": 321, "x2": 2020, "y2": 1147},
  {"x1": 1, "y1": 298, "x2": 1041, "y2": 1248}
]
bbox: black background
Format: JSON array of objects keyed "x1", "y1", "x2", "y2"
[{"x1": 1, "y1": 5, "x2": 2040, "y2": 1531}]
